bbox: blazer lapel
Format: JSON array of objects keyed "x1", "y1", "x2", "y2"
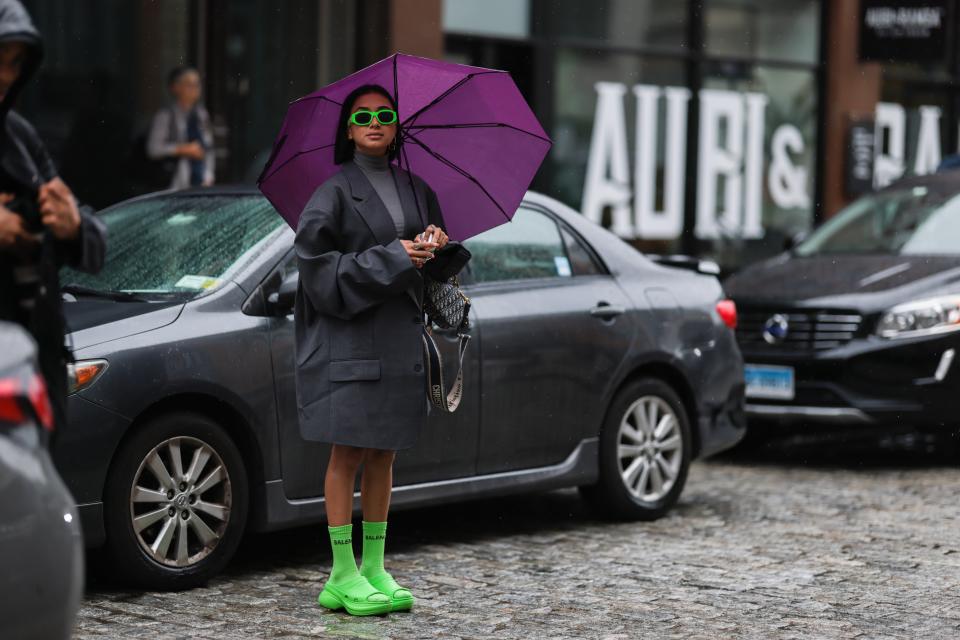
[
  {"x1": 343, "y1": 161, "x2": 424, "y2": 310},
  {"x1": 342, "y1": 161, "x2": 396, "y2": 247}
]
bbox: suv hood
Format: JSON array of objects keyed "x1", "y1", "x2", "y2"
[
  {"x1": 65, "y1": 300, "x2": 183, "y2": 351},
  {"x1": 724, "y1": 254, "x2": 960, "y2": 310}
]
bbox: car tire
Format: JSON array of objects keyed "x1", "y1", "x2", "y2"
[
  {"x1": 580, "y1": 377, "x2": 692, "y2": 521},
  {"x1": 103, "y1": 411, "x2": 248, "y2": 590}
]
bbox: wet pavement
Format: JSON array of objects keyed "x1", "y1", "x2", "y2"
[{"x1": 74, "y1": 434, "x2": 960, "y2": 639}]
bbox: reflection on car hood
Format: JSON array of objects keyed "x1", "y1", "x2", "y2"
[
  {"x1": 65, "y1": 300, "x2": 183, "y2": 351},
  {"x1": 724, "y1": 254, "x2": 960, "y2": 305}
]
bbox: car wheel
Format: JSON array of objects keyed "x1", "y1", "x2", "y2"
[
  {"x1": 103, "y1": 411, "x2": 248, "y2": 590},
  {"x1": 580, "y1": 377, "x2": 692, "y2": 521}
]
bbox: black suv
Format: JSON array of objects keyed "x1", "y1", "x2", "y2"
[{"x1": 725, "y1": 173, "x2": 960, "y2": 436}]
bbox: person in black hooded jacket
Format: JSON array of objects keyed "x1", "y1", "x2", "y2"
[{"x1": 0, "y1": 0, "x2": 107, "y2": 433}]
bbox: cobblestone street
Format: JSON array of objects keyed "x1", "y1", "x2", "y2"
[{"x1": 74, "y1": 437, "x2": 960, "y2": 640}]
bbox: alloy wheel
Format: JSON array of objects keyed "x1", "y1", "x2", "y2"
[
  {"x1": 617, "y1": 395, "x2": 684, "y2": 503},
  {"x1": 129, "y1": 436, "x2": 232, "y2": 568}
]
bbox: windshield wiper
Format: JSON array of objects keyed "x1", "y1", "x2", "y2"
[{"x1": 62, "y1": 284, "x2": 149, "y2": 302}]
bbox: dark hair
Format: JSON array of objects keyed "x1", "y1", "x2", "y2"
[
  {"x1": 333, "y1": 84, "x2": 401, "y2": 165},
  {"x1": 167, "y1": 66, "x2": 199, "y2": 87}
]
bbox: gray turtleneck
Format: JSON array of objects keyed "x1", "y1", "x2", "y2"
[{"x1": 354, "y1": 152, "x2": 407, "y2": 238}]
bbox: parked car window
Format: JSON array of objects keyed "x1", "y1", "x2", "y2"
[
  {"x1": 560, "y1": 226, "x2": 603, "y2": 276},
  {"x1": 62, "y1": 195, "x2": 283, "y2": 300},
  {"x1": 795, "y1": 186, "x2": 960, "y2": 256},
  {"x1": 464, "y1": 207, "x2": 571, "y2": 283}
]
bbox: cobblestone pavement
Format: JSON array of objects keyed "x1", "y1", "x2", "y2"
[{"x1": 74, "y1": 437, "x2": 960, "y2": 640}]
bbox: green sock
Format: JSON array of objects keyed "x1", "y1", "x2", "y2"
[
  {"x1": 359, "y1": 520, "x2": 388, "y2": 578},
  {"x1": 327, "y1": 523, "x2": 360, "y2": 584}
]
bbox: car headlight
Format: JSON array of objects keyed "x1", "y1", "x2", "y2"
[
  {"x1": 876, "y1": 295, "x2": 960, "y2": 339},
  {"x1": 67, "y1": 359, "x2": 109, "y2": 394}
]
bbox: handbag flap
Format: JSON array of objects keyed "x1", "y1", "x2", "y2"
[{"x1": 424, "y1": 242, "x2": 471, "y2": 281}]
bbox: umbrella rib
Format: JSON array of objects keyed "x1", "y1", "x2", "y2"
[
  {"x1": 402, "y1": 71, "x2": 503, "y2": 129},
  {"x1": 403, "y1": 133, "x2": 511, "y2": 223},
  {"x1": 405, "y1": 122, "x2": 552, "y2": 144},
  {"x1": 259, "y1": 142, "x2": 337, "y2": 184},
  {"x1": 290, "y1": 93, "x2": 343, "y2": 107}
]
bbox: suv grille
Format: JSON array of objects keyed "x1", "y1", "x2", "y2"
[{"x1": 736, "y1": 309, "x2": 864, "y2": 351}]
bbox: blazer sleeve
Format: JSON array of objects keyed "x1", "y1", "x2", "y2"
[
  {"x1": 295, "y1": 182, "x2": 420, "y2": 320},
  {"x1": 55, "y1": 204, "x2": 107, "y2": 274}
]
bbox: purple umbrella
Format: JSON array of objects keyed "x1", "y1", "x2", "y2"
[{"x1": 258, "y1": 53, "x2": 551, "y2": 241}]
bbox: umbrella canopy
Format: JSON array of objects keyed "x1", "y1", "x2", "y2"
[{"x1": 258, "y1": 53, "x2": 551, "y2": 241}]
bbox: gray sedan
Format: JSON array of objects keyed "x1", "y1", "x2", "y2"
[
  {"x1": 56, "y1": 187, "x2": 745, "y2": 590},
  {"x1": 0, "y1": 323, "x2": 84, "y2": 639}
]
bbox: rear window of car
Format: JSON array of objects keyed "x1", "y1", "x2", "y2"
[{"x1": 61, "y1": 195, "x2": 283, "y2": 300}]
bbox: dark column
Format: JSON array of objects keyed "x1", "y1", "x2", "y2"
[{"x1": 681, "y1": 1, "x2": 703, "y2": 256}]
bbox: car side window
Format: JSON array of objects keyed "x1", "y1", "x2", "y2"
[
  {"x1": 464, "y1": 207, "x2": 572, "y2": 283},
  {"x1": 559, "y1": 226, "x2": 603, "y2": 276}
]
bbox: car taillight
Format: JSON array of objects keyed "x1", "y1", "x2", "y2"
[
  {"x1": 28, "y1": 374, "x2": 54, "y2": 431},
  {"x1": 716, "y1": 299, "x2": 737, "y2": 329},
  {"x1": 0, "y1": 374, "x2": 54, "y2": 431},
  {"x1": 0, "y1": 377, "x2": 26, "y2": 425}
]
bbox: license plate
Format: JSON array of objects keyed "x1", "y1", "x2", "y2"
[{"x1": 744, "y1": 364, "x2": 795, "y2": 400}]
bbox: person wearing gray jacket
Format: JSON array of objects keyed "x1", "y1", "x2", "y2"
[
  {"x1": 295, "y1": 84, "x2": 448, "y2": 616},
  {"x1": 146, "y1": 66, "x2": 215, "y2": 190}
]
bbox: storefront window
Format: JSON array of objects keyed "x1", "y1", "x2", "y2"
[
  {"x1": 703, "y1": 65, "x2": 817, "y2": 267},
  {"x1": 705, "y1": 0, "x2": 820, "y2": 64},
  {"x1": 535, "y1": 0, "x2": 688, "y2": 50},
  {"x1": 445, "y1": 0, "x2": 824, "y2": 272},
  {"x1": 551, "y1": 48, "x2": 687, "y2": 253},
  {"x1": 876, "y1": 78, "x2": 953, "y2": 186}
]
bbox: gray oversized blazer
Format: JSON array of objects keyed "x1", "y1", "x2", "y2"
[{"x1": 293, "y1": 160, "x2": 445, "y2": 450}]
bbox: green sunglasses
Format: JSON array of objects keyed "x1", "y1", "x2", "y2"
[{"x1": 348, "y1": 108, "x2": 398, "y2": 126}]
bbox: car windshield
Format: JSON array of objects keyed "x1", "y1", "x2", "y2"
[
  {"x1": 61, "y1": 195, "x2": 283, "y2": 301},
  {"x1": 795, "y1": 186, "x2": 960, "y2": 257}
]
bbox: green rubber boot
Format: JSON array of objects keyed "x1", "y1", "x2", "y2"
[
  {"x1": 317, "y1": 524, "x2": 391, "y2": 616},
  {"x1": 360, "y1": 521, "x2": 415, "y2": 612}
]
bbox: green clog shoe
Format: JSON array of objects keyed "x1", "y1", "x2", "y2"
[
  {"x1": 366, "y1": 571, "x2": 415, "y2": 612},
  {"x1": 317, "y1": 575, "x2": 392, "y2": 616}
]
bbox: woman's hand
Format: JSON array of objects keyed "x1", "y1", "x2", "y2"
[
  {"x1": 401, "y1": 239, "x2": 439, "y2": 269},
  {"x1": 418, "y1": 225, "x2": 448, "y2": 250}
]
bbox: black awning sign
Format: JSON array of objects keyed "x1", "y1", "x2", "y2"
[{"x1": 860, "y1": 1, "x2": 948, "y2": 62}]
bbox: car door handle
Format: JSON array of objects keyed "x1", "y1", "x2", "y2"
[{"x1": 589, "y1": 303, "x2": 626, "y2": 319}]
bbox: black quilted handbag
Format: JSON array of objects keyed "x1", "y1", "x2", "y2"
[
  {"x1": 421, "y1": 243, "x2": 472, "y2": 413},
  {"x1": 424, "y1": 275, "x2": 471, "y2": 333}
]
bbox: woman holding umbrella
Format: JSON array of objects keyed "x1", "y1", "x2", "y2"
[
  {"x1": 261, "y1": 53, "x2": 551, "y2": 618},
  {"x1": 294, "y1": 84, "x2": 449, "y2": 616}
]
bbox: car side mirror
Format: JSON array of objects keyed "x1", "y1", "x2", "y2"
[
  {"x1": 783, "y1": 230, "x2": 808, "y2": 252},
  {"x1": 267, "y1": 272, "x2": 298, "y2": 314}
]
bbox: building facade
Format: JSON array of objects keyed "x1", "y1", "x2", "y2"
[
  {"x1": 445, "y1": 0, "x2": 959, "y2": 271},
  {"x1": 17, "y1": 0, "x2": 959, "y2": 271}
]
